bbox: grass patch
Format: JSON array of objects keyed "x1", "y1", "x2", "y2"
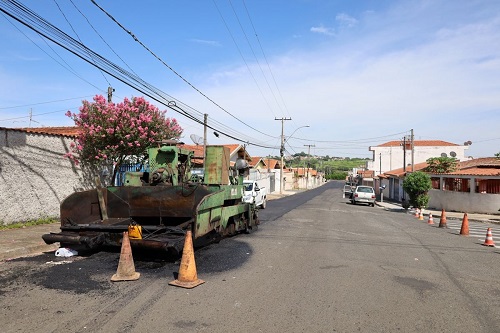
[{"x1": 0, "y1": 217, "x2": 59, "y2": 231}]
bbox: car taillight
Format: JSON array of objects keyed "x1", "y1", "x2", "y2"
[
  {"x1": 355, "y1": 194, "x2": 358, "y2": 198},
  {"x1": 371, "y1": 195, "x2": 375, "y2": 198}
]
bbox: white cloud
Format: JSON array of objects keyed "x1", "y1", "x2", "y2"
[
  {"x1": 189, "y1": 39, "x2": 221, "y2": 47},
  {"x1": 335, "y1": 13, "x2": 358, "y2": 28},
  {"x1": 310, "y1": 26, "x2": 335, "y2": 36},
  {"x1": 174, "y1": 3, "x2": 500, "y2": 157}
]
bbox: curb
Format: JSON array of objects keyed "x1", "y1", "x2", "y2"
[{"x1": 0, "y1": 243, "x2": 59, "y2": 262}]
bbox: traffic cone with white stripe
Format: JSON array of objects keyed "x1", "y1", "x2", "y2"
[
  {"x1": 414, "y1": 208, "x2": 420, "y2": 218},
  {"x1": 419, "y1": 209, "x2": 424, "y2": 221},
  {"x1": 439, "y1": 209, "x2": 447, "y2": 228},
  {"x1": 427, "y1": 213, "x2": 434, "y2": 225},
  {"x1": 459, "y1": 213, "x2": 469, "y2": 236},
  {"x1": 482, "y1": 228, "x2": 495, "y2": 247}
]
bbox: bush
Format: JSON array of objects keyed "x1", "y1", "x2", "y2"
[{"x1": 402, "y1": 171, "x2": 432, "y2": 209}]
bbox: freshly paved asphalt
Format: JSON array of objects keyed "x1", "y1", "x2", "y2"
[{"x1": 1, "y1": 188, "x2": 499, "y2": 262}]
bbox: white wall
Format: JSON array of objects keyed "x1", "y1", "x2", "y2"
[
  {"x1": 367, "y1": 144, "x2": 469, "y2": 176},
  {"x1": 0, "y1": 129, "x2": 97, "y2": 224},
  {"x1": 428, "y1": 189, "x2": 500, "y2": 215}
]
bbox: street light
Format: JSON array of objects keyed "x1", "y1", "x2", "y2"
[{"x1": 280, "y1": 125, "x2": 310, "y2": 194}]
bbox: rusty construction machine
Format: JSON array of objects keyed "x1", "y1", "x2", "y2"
[{"x1": 42, "y1": 142, "x2": 259, "y2": 257}]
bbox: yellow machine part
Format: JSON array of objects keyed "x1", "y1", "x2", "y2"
[{"x1": 128, "y1": 224, "x2": 143, "y2": 240}]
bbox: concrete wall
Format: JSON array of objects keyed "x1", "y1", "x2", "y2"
[
  {"x1": 0, "y1": 129, "x2": 97, "y2": 225},
  {"x1": 428, "y1": 189, "x2": 500, "y2": 215}
]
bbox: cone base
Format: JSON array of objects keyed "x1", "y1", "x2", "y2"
[
  {"x1": 111, "y1": 272, "x2": 140, "y2": 282},
  {"x1": 482, "y1": 243, "x2": 495, "y2": 247},
  {"x1": 169, "y1": 278, "x2": 205, "y2": 289}
]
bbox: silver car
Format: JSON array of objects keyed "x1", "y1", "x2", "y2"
[{"x1": 350, "y1": 186, "x2": 376, "y2": 207}]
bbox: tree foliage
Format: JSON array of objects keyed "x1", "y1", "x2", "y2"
[
  {"x1": 326, "y1": 171, "x2": 348, "y2": 180},
  {"x1": 424, "y1": 156, "x2": 458, "y2": 173},
  {"x1": 65, "y1": 95, "x2": 183, "y2": 182},
  {"x1": 402, "y1": 171, "x2": 432, "y2": 209}
]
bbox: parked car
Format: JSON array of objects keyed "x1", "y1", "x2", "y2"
[
  {"x1": 350, "y1": 186, "x2": 376, "y2": 206},
  {"x1": 243, "y1": 180, "x2": 267, "y2": 209}
]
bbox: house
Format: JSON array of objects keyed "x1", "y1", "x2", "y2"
[
  {"x1": 379, "y1": 158, "x2": 500, "y2": 215},
  {"x1": 367, "y1": 140, "x2": 469, "y2": 177},
  {"x1": 378, "y1": 162, "x2": 429, "y2": 202},
  {"x1": 249, "y1": 156, "x2": 267, "y2": 169},
  {"x1": 427, "y1": 157, "x2": 500, "y2": 214}
]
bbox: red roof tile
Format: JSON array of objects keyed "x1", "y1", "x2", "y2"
[
  {"x1": 444, "y1": 167, "x2": 500, "y2": 177},
  {"x1": 376, "y1": 140, "x2": 459, "y2": 147},
  {"x1": 458, "y1": 157, "x2": 500, "y2": 169},
  {"x1": 383, "y1": 162, "x2": 429, "y2": 177},
  {"x1": 12, "y1": 126, "x2": 80, "y2": 137}
]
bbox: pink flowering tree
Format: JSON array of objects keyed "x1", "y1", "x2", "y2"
[{"x1": 65, "y1": 95, "x2": 183, "y2": 184}]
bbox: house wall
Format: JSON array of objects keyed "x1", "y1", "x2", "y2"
[
  {"x1": 0, "y1": 129, "x2": 96, "y2": 225},
  {"x1": 428, "y1": 189, "x2": 500, "y2": 215},
  {"x1": 367, "y1": 145, "x2": 468, "y2": 176}
]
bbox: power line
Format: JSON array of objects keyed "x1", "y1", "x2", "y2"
[
  {"x1": 242, "y1": 0, "x2": 291, "y2": 119},
  {"x1": 0, "y1": 96, "x2": 93, "y2": 109},
  {"x1": 91, "y1": 0, "x2": 273, "y2": 139},
  {"x1": 0, "y1": 0, "x2": 275, "y2": 149},
  {"x1": 53, "y1": 0, "x2": 110, "y2": 86},
  {"x1": 227, "y1": 0, "x2": 283, "y2": 116}
]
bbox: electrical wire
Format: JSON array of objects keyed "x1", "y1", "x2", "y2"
[
  {"x1": 0, "y1": 0, "x2": 276, "y2": 149},
  {"x1": 53, "y1": 0, "x2": 110, "y2": 86},
  {"x1": 90, "y1": 0, "x2": 274, "y2": 139}
]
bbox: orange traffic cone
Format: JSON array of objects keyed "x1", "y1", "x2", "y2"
[
  {"x1": 439, "y1": 209, "x2": 447, "y2": 228},
  {"x1": 427, "y1": 213, "x2": 434, "y2": 225},
  {"x1": 482, "y1": 228, "x2": 495, "y2": 247},
  {"x1": 459, "y1": 213, "x2": 469, "y2": 236},
  {"x1": 414, "y1": 208, "x2": 420, "y2": 218},
  {"x1": 419, "y1": 209, "x2": 424, "y2": 221},
  {"x1": 111, "y1": 232, "x2": 140, "y2": 282},
  {"x1": 169, "y1": 230, "x2": 205, "y2": 289}
]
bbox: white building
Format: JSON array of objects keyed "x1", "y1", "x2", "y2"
[{"x1": 366, "y1": 140, "x2": 469, "y2": 177}]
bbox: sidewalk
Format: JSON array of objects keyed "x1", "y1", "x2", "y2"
[
  {"x1": 375, "y1": 200, "x2": 500, "y2": 224},
  {"x1": 0, "y1": 223, "x2": 61, "y2": 262}
]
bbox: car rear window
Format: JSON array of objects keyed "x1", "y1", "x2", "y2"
[{"x1": 357, "y1": 187, "x2": 374, "y2": 193}]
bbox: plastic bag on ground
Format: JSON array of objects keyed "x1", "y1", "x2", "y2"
[{"x1": 55, "y1": 247, "x2": 78, "y2": 257}]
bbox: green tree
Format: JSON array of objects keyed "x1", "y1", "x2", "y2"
[
  {"x1": 402, "y1": 171, "x2": 432, "y2": 209},
  {"x1": 65, "y1": 95, "x2": 183, "y2": 183},
  {"x1": 424, "y1": 157, "x2": 458, "y2": 173},
  {"x1": 326, "y1": 171, "x2": 348, "y2": 180},
  {"x1": 495, "y1": 152, "x2": 500, "y2": 159}
]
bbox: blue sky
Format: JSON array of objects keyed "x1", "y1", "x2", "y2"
[{"x1": 0, "y1": 0, "x2": 499, "y2": 159}]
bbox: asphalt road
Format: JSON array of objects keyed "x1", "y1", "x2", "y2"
[{"x1": 1, "y1": 181, "x2": 500, "y2": 332}]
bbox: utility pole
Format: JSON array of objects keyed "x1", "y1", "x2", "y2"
[
  {"x1": 107, "y1": 86, "x2": 115, "y2": 103},
  {"x1": 203, "y1": 114, "x2": 208, "y2": 171},
  {"x1": 379, "y1": 152, "x2": 382, "y2": 176},
  {"x1": 304, "y1": 144, "x2": 315, "y2": 189},
  {"x1": 410, "y1": 128, "x2": 414, "y2": 172},
  {"x1": 403, "y1": 136, "x2": 406, "y2": 173},
  {"x1": 275, "y1": 117, "x2": 291, "y2": 194}
]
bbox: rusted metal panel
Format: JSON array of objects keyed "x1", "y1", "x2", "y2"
[{"x1": 204, "y1": 146, "x2": 230, "y2": 185}]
